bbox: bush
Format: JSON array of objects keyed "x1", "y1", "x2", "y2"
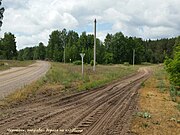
[
  {"x1": 90, "y1": 60, "x2": 97, "y2": 66},
  {"x1": 164, "y1": 38, "x2": 180, "y2": 87},
  {"x1": 123, "y1": 62, "x2": 130, "y2": 66},
  {"x1": 0, "y1": 62, "x2": 4, "y2": 66},
  {"x1": 141, "y1": 62, "x2": 152, "y2": 65},
  {"x1": 73, "y1": 60, "x2": 82, "y2": 65}
]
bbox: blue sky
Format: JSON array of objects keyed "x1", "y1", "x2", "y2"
[{"x1": 1, "y1": 0, "x2": 180, "y2": 50}]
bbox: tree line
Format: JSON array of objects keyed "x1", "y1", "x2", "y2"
[{"x1": 0, "y1": 29, "x2": 177, "y2": 65}]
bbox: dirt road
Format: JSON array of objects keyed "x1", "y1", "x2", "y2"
[
  {"x1": 0, "y1": 61, "x2": 50, "y2": 99},
  {"x1": 0, "y1": 67, "x2": 151, "y2": 135}
]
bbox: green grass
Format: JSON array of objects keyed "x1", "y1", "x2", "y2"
[
  {"x1": 154, "y1": 66, "x2": 168, "y2": 92},
  {"x1": 152, "y1": 65, "x2": 180, "y2": 110},
  {"x1": 44, "y1": 63, "x2": 139, "y2": 91},
  {"x1": 0, "y1": 62, "x2": 139, "y2": 108},
  {"x1": 176, "y1": 102, "x2": 180, "y2": 111},
  {"x1": 0, "y1": 60, "x2": 35, "y2": 71}
]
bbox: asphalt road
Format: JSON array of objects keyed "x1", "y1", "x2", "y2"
[{"x1": 0, "y1": 61, "x2": 50, "y2": 99}]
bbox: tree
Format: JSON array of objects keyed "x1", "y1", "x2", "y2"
[
  {"x1": 111, "y1": 32, "x2": 127, "y2": 64},
  {"x1": 1, "y1": 32, "x2": 17, "y2": 59},
  {"x1": 104, "y1": 33, "x2": 113, "y2": 52},
  {"x1": 17, "y1": 49, "x2": 24, "y2": 61},
  {"x1": 22, "y1": 47, "x2": 34, "y2": 60},
  {"x1": 46, "y1": 30, "x2": 66, "y2": 61},
  {"x1": 15, "y1": 28, "x2": 175, "y2": 66},
  {"x1": 33, "y1": 42, "x2": 46, "y2": 60},
  {"x1": 65, "y1": 30, "x2": 79, "y2": 62},
  {"x1": 0, "y1": 0, "x2": 5, "y2": 28},
  {"x1": 132, "y1": 37, "x2": 144, "y2": 64}
]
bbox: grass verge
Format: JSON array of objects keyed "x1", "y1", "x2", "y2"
[
  {"x1": 131, "y1": 65, "x2": 180, "y2": 135},
  {"x1": 0, "y1": 62, "x2": 139, "y2": 109},
  {"x1": 0, "y1": 60, "x2": 35, "y2": 71}
]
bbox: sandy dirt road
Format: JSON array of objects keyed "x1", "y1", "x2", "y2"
[
  {"x1": 0, "y1": 67, "x2": 151, "y2": 135},
  {"x1": 0, "y1": 61, "x2": 50, "y2": 99}
]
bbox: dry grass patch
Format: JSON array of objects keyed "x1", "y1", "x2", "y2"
[
  {"x1": 0, "y1": 60, "x2": 35, "y2": 71},
  {"x1": 131, "y1": 65, "x2": 180, "y2": 135}
]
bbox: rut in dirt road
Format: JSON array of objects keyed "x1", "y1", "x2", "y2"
[
  {"x1": 0, "y1": 68, "x2": 151, "y2": 135},
  {"x1": 0, "y1": 61, "x2": 50, "y2": 99}
]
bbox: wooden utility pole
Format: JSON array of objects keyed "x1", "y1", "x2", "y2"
[
  {"x1": 133, "y1": 49, "x2": 135, "y2": 67},
  {"x1": 93, "y1": 19, "x2": 96, "y2": 71}
]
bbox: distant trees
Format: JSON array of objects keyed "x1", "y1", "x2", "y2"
[
  {"x1": 33, "y1": 42, "x2": 46, "y2": 60},
  {"x1": 0, "y1": 29, "x2": 176, "y2": 66},
  {"x1": 144, "y1": 38, "x2": 175, "y2": 63},
  {"x1": 46, "y1": 30, "x2": 64, "y2": 61},
  {"x1": 104, "y1": 32, "x2": 145, "y2": 64},
  {"x1": 0, "y1": 32, "x2": 17, "y2": 59},
  {"x1": 103, "y1": 32, "x2": 175, "y2": 64}
]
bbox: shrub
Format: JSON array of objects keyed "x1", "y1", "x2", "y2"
[
  {"x1": 73, "y1": 60, "x2": 82, "y2": 65},
  {"x1": 90, "y1": 60, "x2": 97, "y2": 66},
  {"x1": 170, "y1": 85, "x2": 177, "y2": 97},
  {"x1": 123, "y1": 62, "x2": 130, "y2": 66},
  {"x1": 0, "y1": 62, "x2": 4, "y2": 66},
  {"x1": 164, "y1": 38, "x2": 180, "y2": 87},
  {"x1": 141, "y1": 62, "x2": 152, "y2": 65}
]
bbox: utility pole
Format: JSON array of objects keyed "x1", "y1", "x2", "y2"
[
  {"x1": 63, "y1": 41, "x2": 66, "y2": 64},
  {"x1": 93, "y1": 19, "x2": 96, "y2": 71},
  {"x1": 64, "y1": 44, "x2": 65, "y2": 63},
  {"x1": 133, "y1": 49, "x2": 135, "y2": 67}
]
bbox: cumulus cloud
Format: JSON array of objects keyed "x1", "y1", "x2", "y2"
[{"x1": 1, "y1": 0, "x2": 180, "y2": 49}]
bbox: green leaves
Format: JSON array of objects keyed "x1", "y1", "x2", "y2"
[
  {"x1": 136, "y1": 112, "x2": 151, "y2": 118},
  {"x1": 0, "y1": 32, "x2": 17, "y2": 60},
  {"x1": 165, "y1": 36, "x2": 180, "y2": 88}
]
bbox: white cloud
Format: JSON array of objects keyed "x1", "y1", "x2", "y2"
[{"x1": 1, "y1": 0, "x2": 180, "y2": 49}]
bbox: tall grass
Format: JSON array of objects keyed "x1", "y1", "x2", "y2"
[
  {"x1": 44, "y1": 63, "x2": 139, "y2": 91},
  {"x1": 153, "y1": 65, "x2": 180, "y2": 105},
  {"x1": 154, "y1": 66, "x2": 168, "y2": 92}
]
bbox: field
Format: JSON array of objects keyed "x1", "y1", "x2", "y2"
[{"x1": 131, "y1": 65, "x2": 180, "y2": 135}]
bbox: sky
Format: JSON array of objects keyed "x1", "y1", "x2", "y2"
[{"x1": 1, "y1": 0, "x2": 180, "y2": 50}]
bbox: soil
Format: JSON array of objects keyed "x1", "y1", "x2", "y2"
[
  {"x1": 0, "y1": 68, "x2": 151, "y2": 135},
  {"x1": 131, "y1": 70, "x2": 180, "y2": 135}
]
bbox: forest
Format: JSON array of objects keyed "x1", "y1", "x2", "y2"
[{"x1": 0, "y1": 29, "x2": 176, "y2": 65}]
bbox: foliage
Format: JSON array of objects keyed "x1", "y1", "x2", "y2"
[
  {"x1": 0, "y1": 0, "x2": 5, "y2": 27},
  {"x1": 136, "y1": 112, "x2": 151, "y2": 118},
  {"x1": 33, "y1": 42, "x2": 46, "y2": 60},
  {"x1": 124, "y1": 62, "x2": 130, "y2": 66},
  {"x1": 0, "y1": 28, "x2": 175, "y2": 66},
  {"x1": 90, "y1": 60, "x2": 97, "y2": 66},
  {"x1": 165, "y1": 36, "x2": 180, "y2": 88},
  {"x1": 0, "y1": 32, "x2": 17, "y2": 60},
  {"x1": 73, "y1": 60, "x2": 81, "y2": 65}
]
